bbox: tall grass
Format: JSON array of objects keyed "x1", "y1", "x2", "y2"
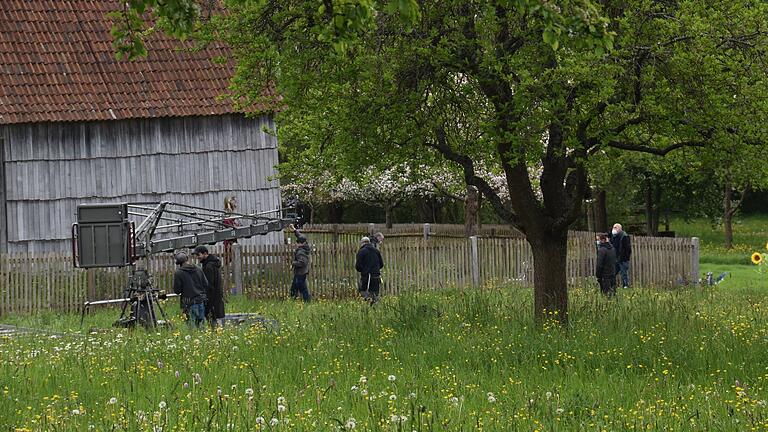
[{"x1": 1, "y1": 286, "x2": 767, "y2": 431}]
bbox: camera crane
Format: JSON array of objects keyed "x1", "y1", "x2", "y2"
[{"x1": 72, "y1": 201, "x2": 293, "y2": 329}]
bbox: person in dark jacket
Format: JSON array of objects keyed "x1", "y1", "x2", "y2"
[
  {"x1": 355, "y1": 237, "x2": 384, "y2": 304},
  {"x1": 370, "y1": 232, "x2": 384, "y2": 249},
  {"x1": 288, "y1": 224, "x2": 311, "y2": 302},
  {"x1": 596, "y1": 233, "x2": 618, "y2": 297},
  {"x1": 610, "y1": 223, "x2": 632, "y2": 288},
  {"x1": 193, "y1": 245, "x2": 225, "y2": 327},
  {"x1": 173, "y1": 251, "x2": 209, "y2": 328}
]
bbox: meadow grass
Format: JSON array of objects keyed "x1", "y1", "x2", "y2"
[{"x1": 1, "y1": 285, "x2": 767, "y2": 431}]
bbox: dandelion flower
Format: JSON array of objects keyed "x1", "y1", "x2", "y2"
[
  {"x1": 71, "y1": 409, "x2": 81, "y2": 415},
  {"x1": 158, "y1": 401, "x2": 167, "y2": 410},
  {"x1": 388, "y1": 375, "x2": 396, "y2": 382},
  {"x1": 255, "y1": 417, "x2": 265, "y2": 425},
  {"x1": 245, "y1": 388, "x2": 254, "y2": 397},
  {"x1": 108, "y1": 397, "x2": 117, "y2": 405},
  {"x1": 345, "y1": 418, "x2": 357, "y2": 430},
  {"x1": 390, "y1": 414, "x2": 400, "y2": 423},
  {"x1": 277, "y1": 396, "x2": 286, "y2": 405},
  {"x1": 752, "y1": 252, "x2": 763, "y2": 265},
  {"x1": 487, "y1": 394, "x2": 496, "y2": 403},
  {"x1": 360, "y1": 389, "x2": 369, "y2": 396},
  {"x1": 556, "y1": 408, "x2": 564, "y2": 415},
  {"x1": 270, "y1": 418, "x2": 279, "y2": 426},
  {"x1": 545, "y1": 391, "x2": 552, "y2": 399},
  {"x1": 389, "y1": 394, "x2": 397, "y2": 401},
  {"x1": 277, "y1": 404, "x2": 286, "y2": 413}
]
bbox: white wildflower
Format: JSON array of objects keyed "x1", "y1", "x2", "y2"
[
  {"x1": 345, "y1": 417, "x2": 357, "y2": 429},
  {"x1": 388, "y1": 375, "x2": 396, "y2": 382}
]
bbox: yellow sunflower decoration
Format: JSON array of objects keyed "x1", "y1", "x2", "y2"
[{"x1": 752, "y1": 252, "x2": 763, "y2": 265}]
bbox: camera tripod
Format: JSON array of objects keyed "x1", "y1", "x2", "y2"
[{"x1": 80, "y1": 267, "x2": 178, "y2": 329}]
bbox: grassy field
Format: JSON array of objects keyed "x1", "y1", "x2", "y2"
[
  {"x1": 1, "y1": 285, "x2": 768, "y2": 431},
  {"x1": 1, "y1": 217, "x2": 767, "y2": 431}
]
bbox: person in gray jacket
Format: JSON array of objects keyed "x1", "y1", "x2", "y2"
[{"x1": 288, "y1": 224, "x2": 311, "y2": 302}]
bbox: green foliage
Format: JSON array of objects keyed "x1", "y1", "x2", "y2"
[{"x1": 2, "y1": 287, "x2": 768, "y2": 430}]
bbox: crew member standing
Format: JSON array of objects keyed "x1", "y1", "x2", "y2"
[
  {"x1": 596, "y1": 233, "x2": 617, "y2": 297},
  {"x1": 173, "y1": 251, "x2": 209, "y2": 328},
  {"x1": 356, "y1": 236, "x2": 384, "y2": 304},
  {"x1": 610, "y1": 223, "x2": 632, "y2": 288},
  {"x1": 288, "y1": 224, "x2": 312, "y2": 302},
  {"x1": 193, "y1": 245, "x2": 225, "y2": 327}
]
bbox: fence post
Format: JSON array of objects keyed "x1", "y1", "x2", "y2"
[
  {"x1": 232, "y1": 244, "x2": 242, "y2": 294},
  {"x1": 423, "y1": 223, "x2": 430, "y2": 241},
  {"x1": 368, "y1": 223, "x2": 375, "y2": 236},
  {"x1": 470, "y1": 235, "x2": 479, "y2": 287},
  {"x1": 691, "y1": 237, "x2": 700, "y2": 285}
]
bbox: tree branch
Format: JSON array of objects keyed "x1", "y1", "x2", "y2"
[
  {"x1": 603, "y1": 139, "x2": 706, "y2": 155},
  {"x1": 428, "y1": 127, "x2": 519, "y2": 227}
]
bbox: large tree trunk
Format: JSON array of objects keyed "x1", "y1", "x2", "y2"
[
  {"x1": 724, "y1": 181, "x2": 734, "y2": 249},
  {"x1": 529, "y1": 231, "x2": 569, "y2": 326},
  {"x1": 385, "y1": 205, "x2": 394, "y2": 229},
  {"x1": 328, "y1": 202, "x2": 344, "y2": 223},
  {"x1": 464, "y1": 185, "x2": 479, "y2": 237},
  {"x1": 644, "y1": 178, "x2": 660, "y2": 236},
  {"x1": 593, "y1": 189, "x2": 608, "y2": 233}
]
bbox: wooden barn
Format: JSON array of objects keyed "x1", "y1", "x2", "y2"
[{"x1": 0, "y1": 1, "x2": 283, "y2": 253}]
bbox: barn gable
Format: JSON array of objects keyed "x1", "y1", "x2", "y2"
[{"x1": 0, "y1": 1, "x2": 282, "y2": 252}]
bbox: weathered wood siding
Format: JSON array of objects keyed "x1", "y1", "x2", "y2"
[{"x1": 0, "y1": 114, "x2": 283, "y2": 252}]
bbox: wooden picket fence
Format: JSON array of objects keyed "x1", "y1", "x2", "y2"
[{"x1": 0, "y1": 232, "x2": 698, "y2": 316}]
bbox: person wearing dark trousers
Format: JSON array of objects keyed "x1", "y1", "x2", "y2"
[
  {"x1": 356, "y1": 236, "x2": 384, "y2": 305},
  {"x1": 173, "y1": 251, "x2": 209, "y2": 329},
  {"x1": 596, "y1": 233, "x2": 618, "y2": 297},
  {"x1": 192, "y1": 245, "x2": 225, "y2": 327},
  {"x1": 288, "y1": 224, "x2": 311, "y2": 302},
  {"x1": 610, "y1": 223, "x2": 632, "y2": 288}
]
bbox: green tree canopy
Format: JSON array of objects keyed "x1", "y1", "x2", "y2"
[{"x1": 118, "y1": 0, "x2": 768, "y2": 324}]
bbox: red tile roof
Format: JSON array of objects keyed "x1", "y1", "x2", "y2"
[{"x1": 0, "y1": 1, "x2": 270, "y2": 124}]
